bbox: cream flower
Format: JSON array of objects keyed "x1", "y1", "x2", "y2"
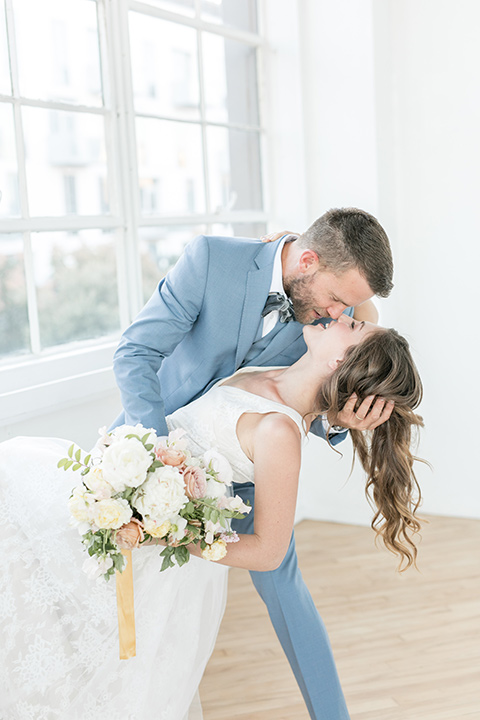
[
  {"x1": 205, "y1": 477, "x2": 227, "y2": 499},
  {"x1": 221, "y1": 495, "x2": 252, "y2": 514},
  {"x1": 201, "y1": 539, "x2": 227, "y2": 562},
  {"x1": 132, "y1": 465, "x2": 187, "y2": 523},
  {"x1": 203, "y1": 449, "x2": 233, "y2": 486},
  {"x1": 204, "y1": 519, "x2": 223, "y2": 545},
  {"x1": 143, "y1": 518, "x2": 172, "y2": 538},
  {"x1": 83, "y1": 467, "x2": 113, "y2": 500},
  {"x1": 101, "y1": 437, "x2": 152, "y2": 492},
  {"x1": 68, "y1": 486, "x2": 96, "y2": 525},
  {"x1": 82, "y1": 554, "x2": 114, "y2": 580},
  {"x1": 92, "y1": 497, "x2": 132, "y2": 529},
  {"x1": 111, "y1": 424, "x2": 157, "y2": 444}
]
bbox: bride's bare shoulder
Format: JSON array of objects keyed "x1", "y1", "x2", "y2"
[{"x1": 236, "y1": 410, "x2": 302, "y2": 464}]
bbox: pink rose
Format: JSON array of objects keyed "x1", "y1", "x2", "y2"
[
  {"x1": 183, "y1": 466, "x2": 207, "y2": 499},
  {"x1": 116, "y1": 518, "x2": 145, "y2": 549},
  {"x1": 156, "y1": 447, "x2": 187, "y2": 467}
]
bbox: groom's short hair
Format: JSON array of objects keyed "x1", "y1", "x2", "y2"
[{"x1": 298, "y1": 208, "x2": 394, "y2": 298}]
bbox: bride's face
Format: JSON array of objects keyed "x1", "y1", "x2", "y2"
[{"x1": 303, "y1": 314, "x2": 380, "y2": 364}]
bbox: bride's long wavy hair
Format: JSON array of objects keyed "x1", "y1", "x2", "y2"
[{"x1": 316, "y1": 328, "x2": 425, "y2": 571}]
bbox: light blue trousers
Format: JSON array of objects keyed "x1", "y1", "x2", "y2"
[{"x1": 231, "y1": 482, "x2": 350, "y2": 720}]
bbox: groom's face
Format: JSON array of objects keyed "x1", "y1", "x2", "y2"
[{"x1": 284, "y1": 264, "x2": 373, "y2": 325}]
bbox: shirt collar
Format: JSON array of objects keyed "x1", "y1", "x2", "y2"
[{"x1": 269, "y1": 234, "x2": 297, "y2": 295}]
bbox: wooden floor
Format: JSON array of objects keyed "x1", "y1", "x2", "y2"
[{"x1": 199, "y1": 516, "x2": 480, "y2": 719}]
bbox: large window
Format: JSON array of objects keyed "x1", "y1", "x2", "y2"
[{"x1": 0, "y1": 0, "x2": 267, "y2": 412}]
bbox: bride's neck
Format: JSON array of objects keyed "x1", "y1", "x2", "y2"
[{"x1": 267, "y1": 355, "x2": 331, "y2": 419}]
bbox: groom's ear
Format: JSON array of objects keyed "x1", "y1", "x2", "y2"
[{"x1": 298, "y1": 249, "x2": 319, "y2": 274}]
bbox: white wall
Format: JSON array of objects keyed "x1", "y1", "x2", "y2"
[
  {"x1": 296, "y1": 0, "x2": 480, "y2": 523},
  {"x1": 0, "y1": 386, "x2": 122, "y2": 450}
]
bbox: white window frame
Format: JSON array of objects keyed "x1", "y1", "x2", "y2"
[{"x1": 0, "y1": 0, "x2": 271, "y2": 425}]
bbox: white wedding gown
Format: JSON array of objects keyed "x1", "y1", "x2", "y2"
[{"x1": 0, "y1": 380, "x2": 305, "y2": 720}]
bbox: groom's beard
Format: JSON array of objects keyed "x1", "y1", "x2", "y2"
[{"x1": 283, "y1": 274, "x2": 326, "y2": 325}]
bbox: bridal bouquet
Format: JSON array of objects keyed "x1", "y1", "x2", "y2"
[{"x1": 58, "y1": 424, "x2": 250, "y2": 581}]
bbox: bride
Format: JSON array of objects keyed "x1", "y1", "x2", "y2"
[{"x1": 0, "y1": 316, "x2": 423, "y2": 720}]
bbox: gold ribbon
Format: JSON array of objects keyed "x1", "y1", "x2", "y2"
[{"x1": 116, "y1": 549, "x2": 136, "y2": 659}]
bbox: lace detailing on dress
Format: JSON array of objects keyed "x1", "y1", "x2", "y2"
[
  {"x1": 0, "y1": 380, "x2": 305, "y2": 719},
  {"x1": 168, "y1": 385, "x2": 306, "y2": 484},
  {"x1": 0, "y1": 437, "x2": 227, "y2": 720}
]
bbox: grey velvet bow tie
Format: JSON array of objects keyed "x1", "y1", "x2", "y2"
[{"x1": 261, "y1": 292, "x2": 296, "y2": 323}]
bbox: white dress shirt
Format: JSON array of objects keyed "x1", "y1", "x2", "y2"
[{"x1": 261, "y1": 236, "x2": 292, "y2": 337}]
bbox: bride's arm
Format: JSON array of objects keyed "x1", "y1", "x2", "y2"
[{"x1": 188, "y1": 412, "x2": 302, "y2": 572}]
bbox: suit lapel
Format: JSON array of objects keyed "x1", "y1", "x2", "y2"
[
  {"x1": 234, "y1": 241, "x2": 279, "y2": 369},
  {"x1": 248, "y1": 322, "x2": 305, "y2": 367}
]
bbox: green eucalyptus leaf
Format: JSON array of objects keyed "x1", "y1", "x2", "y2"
[
  {"x1": 72, "y1": 463, "x2": 81, "y2": 472},
  {"x1": 57, "y1": 458, "x2": 67, "y2": 469},
  {"x1": 175, "y1": 545, "x2": 190, "y2": 567},
  {"x1": 68, "y1": 444, "x2": 75, "y2": 458}
]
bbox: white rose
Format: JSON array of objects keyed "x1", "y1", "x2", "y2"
[
  {"x1": 92, "y1": 498, "x2": 132, "y2": 529},
  {"x1": 132, "y1": 466, "x2": 187, "y2": 523},
  {"x1": 101, "y1": 437, "x2": 152, "y2": 492},
  {"x1": 203, "y1": 449, "x2": 233, "y2": 486},
  {"x1": 83, "y1": 467, "x2": 113, "y2": 500},
  {"x1": 68, "y1": 486, "x2": 96, "y2": 525},
  {"x1": 205, "y1": 477, "x2": 227, "y2": 499}
]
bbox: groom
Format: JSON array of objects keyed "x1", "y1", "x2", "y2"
[{"x1": 112, "y1": 207, "x2": 394, "y2": 719}]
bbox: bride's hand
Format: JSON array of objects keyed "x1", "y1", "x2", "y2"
[{"x1": 335, "y1": 393, "x2": 394, "y2": 431}]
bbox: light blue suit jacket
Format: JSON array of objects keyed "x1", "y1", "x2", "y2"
[{"x1": 112, "y1": 235, "x2": 351, "y2": 445}]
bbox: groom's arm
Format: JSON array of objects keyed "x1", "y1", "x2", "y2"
[{"x1": 113, "y1": 236, "x2": 210, "y2": 435}]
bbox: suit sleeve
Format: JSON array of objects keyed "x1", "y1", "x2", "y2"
[
  {"x1": 112, "y1": 236, "x2": 209, "y2": 435},
  {"x1": 309, "y1": 416, "x2": 348, "y2": 446}
]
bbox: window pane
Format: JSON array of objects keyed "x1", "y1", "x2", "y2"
[
  {"x1": 22, "y1": 107, "x2": 110, "y2": 217},
  {"x1": 211, "y1": 222, "x2": 266, "y2": 239},
  {"x1": 129, "y1": 13, "x2": 200, "y2": 121},
  {"x1": 206, "y1": 126, "x2": 262, "y2": 212},
  {"x1": 136, "y1": 118, "x2": 205, "y2": 216},
  {"x1": 139, "y1": 224, "x2": 206, "y2": 302},
  {"x1": 31, "y1": 230, "x2": 120, "y2": 350},
  {"x1": 0, "y1": 234, "x2": 30, "y2": 358},
  {"x1": 0, "y1": 1, "x2": 11, "y2": 95},
  {"x1": 138, "y1": 0, "x2": 195, "y2": 16},
  {"x1": 203, "y1": 34, "x2": 259, "y2": 126},
  {"x1": 13, "y1": 0, "x2": 103, "y2": 106},
  {"x1": 201, "y1": 0, "x2": 258, "y2": 33},
  {"x1": 0, "y1": 104, "x2": 21, "y2": 217}
]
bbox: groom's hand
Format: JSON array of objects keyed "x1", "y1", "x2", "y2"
[
  {"x1": 260, "y1": 231, "x2": 298, "y2": 242},
  {"x1": 335, "y1": 393, "x2": 394, "y2": 431}
]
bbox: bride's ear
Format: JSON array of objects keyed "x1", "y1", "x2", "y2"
[{"x1": 327, "y1": 355, "x2": 343, "y2": 371}]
